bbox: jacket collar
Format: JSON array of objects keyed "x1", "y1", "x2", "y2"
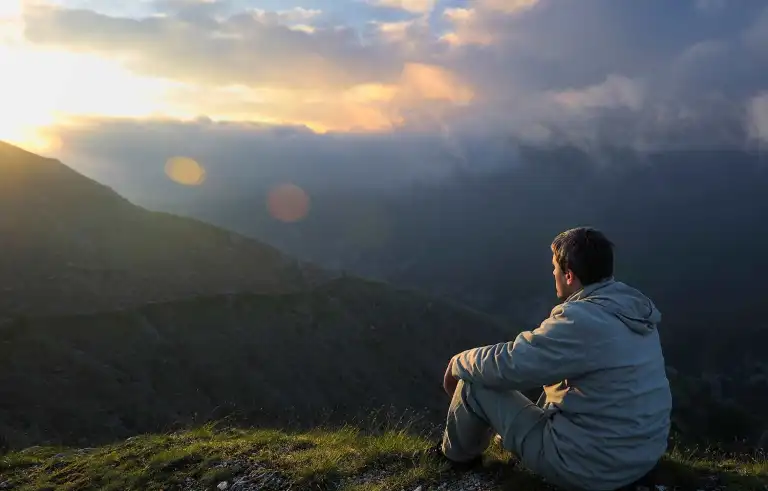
[{"x1": 564, "y1": 277, "x2": 615, "y2": 303}]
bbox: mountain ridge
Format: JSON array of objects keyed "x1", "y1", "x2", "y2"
[{"x1": 0, "y1": 140, "x2": 328, "y2": 319}]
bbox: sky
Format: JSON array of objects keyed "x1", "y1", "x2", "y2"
[{"x1": 1, "y1": 0, "x2": 768, "y2": 192}]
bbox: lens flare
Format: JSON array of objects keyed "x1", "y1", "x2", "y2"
[
  {"x1": 267, "y1": 183, "x2": 310, "y2": 223},
  {"x1": 165, "y1": 156, "x2": 206, "y2": 186}
]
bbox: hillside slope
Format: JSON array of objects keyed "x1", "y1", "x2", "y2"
[
  {"x1": 0, "y1": 141, "x2": 515, "y2": 451},
  {"x1": 0, "y1": 141, "x2": 324, "y2": 318},
  {"x1": 0, "y1": 277, "x2": 510, "y2": 449}
]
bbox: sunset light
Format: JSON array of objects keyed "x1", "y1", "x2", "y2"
[
  {"x1": 0, "y1": 42, "x2": 177, "y2": 152},
  {"x1": 0, "y1": 0, "x2": 483, "y2": 154}
]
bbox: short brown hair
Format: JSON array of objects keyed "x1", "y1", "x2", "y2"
[{"x1": 551, "y1": 227, "x2": 614, "y2": 285}]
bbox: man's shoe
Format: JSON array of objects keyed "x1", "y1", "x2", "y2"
[{"x1": 425, "y1": 443, "x2": 484, "y2": 472}]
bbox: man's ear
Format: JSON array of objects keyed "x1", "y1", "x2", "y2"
[{"x1": 565, "y1": 270, "x2": 575, "y2": 285}]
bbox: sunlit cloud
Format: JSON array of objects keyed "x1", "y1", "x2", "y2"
[
  {"x1": 440, "y1": 0, "x2": 539, "y2": 46},
  {"x1": 155, "y1": 62, "x2": 472, "y2": 133},
  {"x1": 477, "y1": 0, "x2": 540, "y2": 15},
  {"x1": 398, "y1": 63, "x2": 473, "y2": 104},
  {"x1": 22, "y1": 3, "x2": 402, "y2": 91},
  {"x1": 0, "y1": 0, "x2": 764, "y2": 157},
  {"x1": 440, "y1": 8, "x2": 492, "y2": 46},
  {"x1": 368, "y1": 0, "x2": 435, "y2": 14},
  {"x1": 374, "y1": 18, "x2": 423, "y2": 44},
  {"x1": 0, "y1": 42, "x2": 178, "y2": 152}
]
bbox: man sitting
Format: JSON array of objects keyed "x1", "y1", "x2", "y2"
[{"x1": 440, "y1": 227, "x2": 672, "y2": 491}]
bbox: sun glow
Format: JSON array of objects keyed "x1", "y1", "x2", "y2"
[
  {"x1": 0, "y1": 9, "x2": 177, "y2": 153},
  {"x1": 0, "y1": 1, "x2": 477, "y2": 147}
]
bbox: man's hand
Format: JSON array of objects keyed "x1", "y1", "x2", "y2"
[{"x1": 443, "y1": 359, "x2": 459, "y2": 397}]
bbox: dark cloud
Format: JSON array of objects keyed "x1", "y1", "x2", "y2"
[
  {"x1": 53, "y1": 117, "x2": 482, "y2": 204},
  {"x1": 432, "y1": 0, "x2": 768, "y2": 148}
]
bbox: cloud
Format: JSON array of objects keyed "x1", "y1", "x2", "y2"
[
  {"x1": 550, "y1": 75, "x2": 645, "y2": 112},
  {"x1": 748, "y1": 93, "x2": 768, "y2": 143},
  {"x1": 368, "y1": 0, "x2": 435, "y2": 14},
  {"x1": 695, "y1": 0, "x2": 727, "y2": 13},
  {"x1": 14, "y1": 0, "x2": 768, "y2": 152},
  {"x1": 0, "y1": 0, "x2": 23, "y2": 43},
  {"x1": 439, "y1": 0, "x2": 540, "y2": 46},
  {"x1": 23, "y1": 3, "x2": 403, "y2": 90},
  {"x1": 744, "y1": 6, "x2": 768, "y2": 57},
  {"x1": 227, "y1": 7, "x2": 322, "y2": 26},
  {"x1": 373, "y1": 17, "x2": 426, "y2": 44},
  {"x1": 440, "y1": 8, "x2": 492, "y2": 46},
  {"x1": 476, "y1": 0, "x2": 540, "y2": 14},
  {"x1": 50, "y1": 117, "x2": 489, "y2": 208},
  {"x1": 159, "y1": 62, "x2": 473, "y2": 133},
  {"x1": 398, "y1": 63, "x2": 473, "y2": 104}
]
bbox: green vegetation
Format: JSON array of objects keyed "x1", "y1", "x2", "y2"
[
  {"x1": 0, "y1": 277, "x2": 508, "y2": 450},
  {"x1": 2, "y1": 423, "x2": 766, "y2": 491},
  {"x1": 0, "y1": 424, "x2": 443, "y2": 491}
]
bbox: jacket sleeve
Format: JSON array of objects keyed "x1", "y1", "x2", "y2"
[{"x1": 451, "y1": 304, "x2": 594, "y2": 390}]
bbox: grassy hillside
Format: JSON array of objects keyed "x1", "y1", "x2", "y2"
[
  {"x1": 2, "y1": 423, "x2": 766, "y2": 491},
  {"x1": 0, "y1": 277, "x2": 511, "y2": 450},
  {"x1": 0, "y1": 141, "x2": 325, "y2": 318}
]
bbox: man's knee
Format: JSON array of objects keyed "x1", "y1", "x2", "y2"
[
  {"x1": 442, "y1": 381, "x2": 496, "y2": 462},
  {"x1": 457, "y1": 381, "x2": 495, "y2": 426},
  {"x1": 461, "y1": 384, "x2": 545, "y2": 454}
]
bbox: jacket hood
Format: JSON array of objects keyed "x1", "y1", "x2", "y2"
[{"x1": 567, "y1": 279, "x2": 661, "y2": 335}]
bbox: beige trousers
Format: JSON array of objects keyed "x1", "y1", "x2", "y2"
[{"x1": 441, "y1": 380, "x2": 574, "y2": 489}]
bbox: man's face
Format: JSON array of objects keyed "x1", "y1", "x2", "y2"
[{"x1": 552, "y1": 254, "x2": 574, "y2": 301}]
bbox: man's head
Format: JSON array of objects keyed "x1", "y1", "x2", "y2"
[{"x1": 551, "y1": 227, "x2": 614, "y2": 300}]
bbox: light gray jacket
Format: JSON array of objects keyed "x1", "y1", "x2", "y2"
[{"x1": 451, "y1": 279, "x2": 672, "y2": 490}]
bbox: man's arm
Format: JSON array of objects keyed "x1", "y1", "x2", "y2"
[{"x1": 450, "y1": 304, "x2": 594, "y2": 390}]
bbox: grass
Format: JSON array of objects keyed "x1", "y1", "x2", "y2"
[{"x1": 1, "y1": 424, "x2": 766, "y2": 491}]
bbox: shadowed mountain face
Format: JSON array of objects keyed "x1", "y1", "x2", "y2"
[{"x1": 0, "y1": 141, "x2": 326, "y2": 319}]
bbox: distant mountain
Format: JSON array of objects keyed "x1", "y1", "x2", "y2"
[{"x1": 0, "y1": 141, "x2": 326, "y2": 319}]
